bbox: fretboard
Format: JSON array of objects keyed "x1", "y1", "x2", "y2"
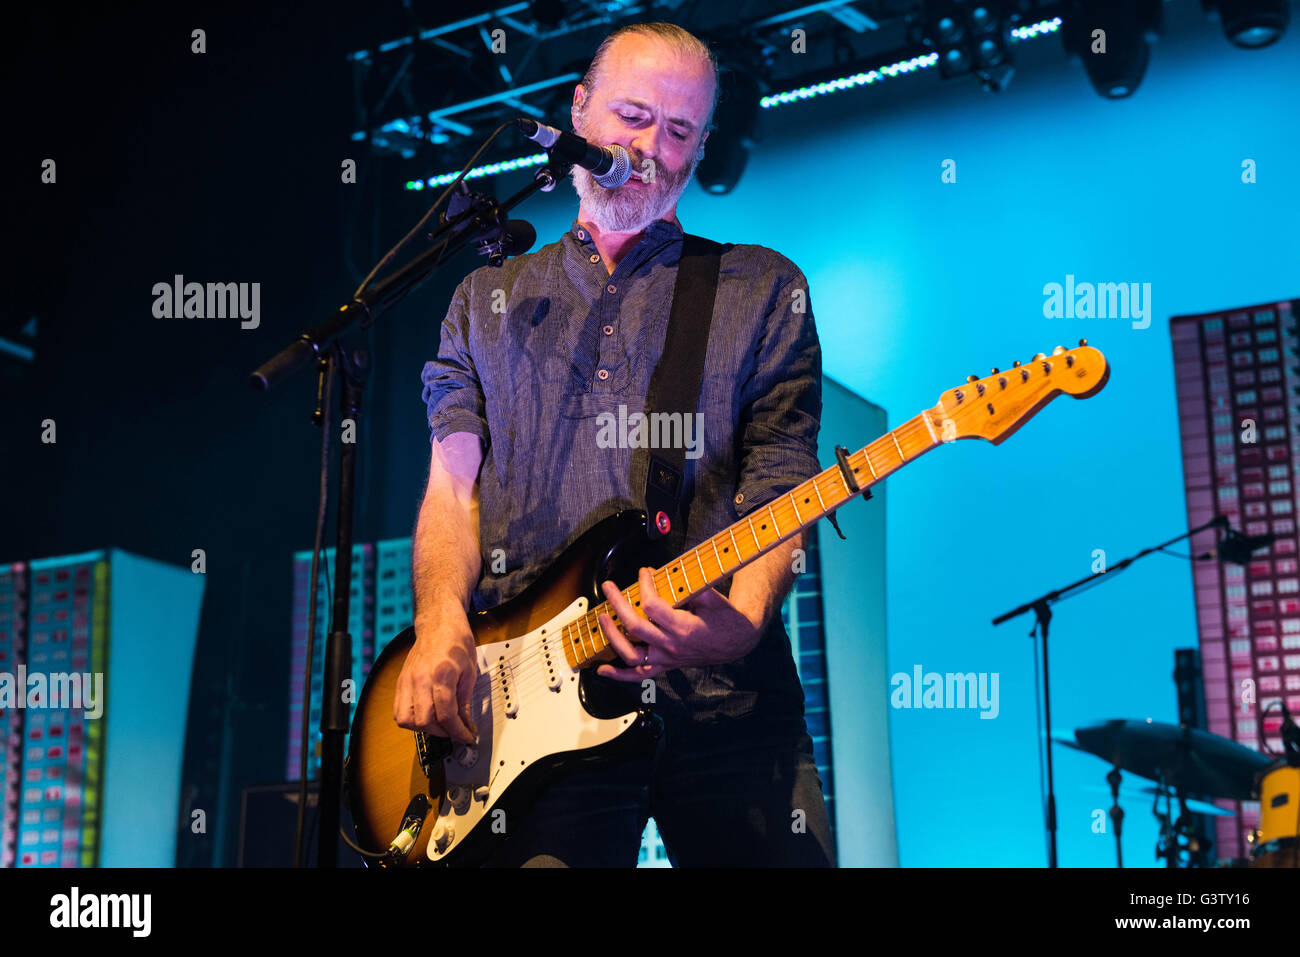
[{"x1": 559, "y1": 410, "x2": 942, "y2": 668}]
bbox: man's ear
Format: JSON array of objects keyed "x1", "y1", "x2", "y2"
[
  {"x1": 571, "y1": 84, "x2": 587, "y2": 130},
  {"x1": 697, "y1": 129, "x2": 709, "y2": 159}
]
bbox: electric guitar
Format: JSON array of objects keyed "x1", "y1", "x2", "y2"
[{"x1": 345, "y1": 341, "x2": 1110, "y2": 866}]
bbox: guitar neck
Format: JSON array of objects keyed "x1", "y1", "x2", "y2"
[{"x1": 561, "y1": 410, "x2": 941, "y2": 668}]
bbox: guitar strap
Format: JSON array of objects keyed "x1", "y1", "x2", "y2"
[{"x1": 641, "y1": 232, "x2": 722, "y2": 544}]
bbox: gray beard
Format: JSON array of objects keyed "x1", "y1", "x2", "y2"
[{"x1": 570, "y1": 131, "x2": 700, "y2": 233}]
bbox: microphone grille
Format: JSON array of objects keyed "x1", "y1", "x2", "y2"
[{"x1": 594, "y1": 145, "x2": 631, "y2": 189}]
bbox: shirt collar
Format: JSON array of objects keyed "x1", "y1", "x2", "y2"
[{"x1": 568, "y1": 217, "x2": 683, "y2": 248}]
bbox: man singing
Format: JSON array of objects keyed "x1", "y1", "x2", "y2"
[{"x1": 395, "y1": 21, "x2": 833, "y2": 867}]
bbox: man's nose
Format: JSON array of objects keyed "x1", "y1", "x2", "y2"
[{"x1": 630, "y1": 123, "x2": 662, "y2": 160}]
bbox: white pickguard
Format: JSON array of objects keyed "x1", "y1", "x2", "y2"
[{"x1": 425, "y1": 597, "x2": 639, "y2": 862}]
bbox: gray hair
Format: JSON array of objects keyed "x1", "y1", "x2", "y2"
[{"x1": 578, "y1": 22, "x2": 719, "y2": 134}]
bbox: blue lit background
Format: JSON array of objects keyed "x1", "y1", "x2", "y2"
[
  {"x1": 10, "y1": 0, "x2": 1300, "y2": 870},
  {"x1": 470, "y1": 8, "x2": 1300, "y2": 866}
]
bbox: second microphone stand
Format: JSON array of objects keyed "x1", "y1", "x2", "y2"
[{"x1": 992, "y1": 514, "x2": 1230, "y2": 868}]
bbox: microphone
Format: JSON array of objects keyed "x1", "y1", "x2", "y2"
[
  {"x1": 1217, "y1": 528, "x2": 1277, "y2": 565},
  {"x1": 515, "y1": 118, "x2": 631, "y2": 188},
  {"x1": 500, "y1": 219, "x2": 536, "y2": 257}
]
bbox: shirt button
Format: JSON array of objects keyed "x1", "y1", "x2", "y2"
[
  {"x1": 589, "y1": 253, "x2": 600, "y2": 263},
  {"x1": 606, "y1": 284, "x2": 617, "y2": 294},
  {"x1": 597, "y1": 369, "x2": 610, "y2": 381},
  {"x1": 603, "y1": 325, "x2": 614, "y2": 335},
  {"x1": 734, "y1": 493, "x2": 745, "y2": 505}
]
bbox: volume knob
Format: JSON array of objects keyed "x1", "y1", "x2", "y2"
[{"x1": 432, "y1": 822, "x2": 455, "y2": 851}]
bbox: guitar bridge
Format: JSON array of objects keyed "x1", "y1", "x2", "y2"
[{"x1": 415, "y1": 731, "x2": 452, "y2": 781}]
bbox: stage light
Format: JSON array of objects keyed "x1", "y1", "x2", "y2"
[
  {"x1": 1063, "y1": 0, "x2": 1162, "y2": 99},
  {"x1": 976, "y1": 36, "x2": 1005, "y2": 67},
  {"x1": 400, "y1": 16, "x2": 1068, "y2": 192},
  {"x1": 759, "y1": 53, "x2": 940, "y2": 108},
  {"x1": 1011, "y1": 16, "x2": 1063, "y2": 41},
  {"x1": 925, "y1": 0, "x2": 1015, "y2": 88},
  {"x1": 1203, "y1": 0, "x2": 1290, "y2": 48},
  {"x1": 936, "y1": 15, "x2": 966, "y2": 44},
  {"x1": 943, "y1": 46, "x2": 972, "y2": 72},
  {"x1": 970, "y1": 6, "x2": 998, "y2": 34},
  {"x1": 696, "y1": 66, "x2": 761, "y2": 195},
  {"x1": 406, "y1": 151, "x2": 549, "y2": 190}
]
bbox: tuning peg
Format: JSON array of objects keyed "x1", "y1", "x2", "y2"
[
  {"x1": 991, "y1": 367, "x2": 999, "y2": 374},
  {"x1": 1012, "y1": 360, "x2": 1021, "y2": 367},
  {"x1": 1078, "y1": 338, "x2": 1088, "y2": 347},
  {"x1": 967, "y1": 374, "x2": 979, "y2": 383},
  {"x1": 1031, "y1": 352, "x2": 1046, "y2": 361},
  {"x1": 1052, "y1": 345, "x2": 1066, "y2": 356}
]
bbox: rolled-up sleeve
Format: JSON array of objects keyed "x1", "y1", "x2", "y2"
[
  {"x1": 421, "y1": 279, "x2": 489, "y2": 446},
  {"x1": 733, "y1": 269, "x2": 822, "y2": 519}
]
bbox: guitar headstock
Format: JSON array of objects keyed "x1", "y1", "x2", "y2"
[{"x1": 930, "y1": 340, "x2": 1109, "y2": 445}]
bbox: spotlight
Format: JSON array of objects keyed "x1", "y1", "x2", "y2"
[
  {"x1": 976, "y1": 36, "x2": 1005, "y2": 67},
  {"x1": 1063, "y1": 0, "x2": 1162, "y2": 99},
  {"x1": 695, "y1": 66, "x2": 760, "y2": 195},
  {"x1": 969, "y1": 5, "x2": 998, "y2": 34},
  {"x1": 1202, "y1": 0, "x2": 1290, "y2": 48},
  {"x1": 943, "y1": 46, "x2": 972, "y2": 73},
  {"x1": 925, "y1": 1, "x2": 1015, "y2": 89},
  {"x1": 936, "y1": 15, "x2": 966, "y2": 44}
]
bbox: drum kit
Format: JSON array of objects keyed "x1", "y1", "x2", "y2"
[{"x1": 1059, "y1": 717, "x2": 1299, "y2": 868}]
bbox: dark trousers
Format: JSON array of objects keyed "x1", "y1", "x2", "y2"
[{"x1": 481, "y1": 711, "x2": 836, "y2": 868}]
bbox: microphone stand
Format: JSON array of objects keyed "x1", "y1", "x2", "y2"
[
  {"x1": 991, "y1": 514, "x2": 1229, "y2": 868},
  {"x1": 249, "y1": 155, "x2": 572, "y2": 867}
]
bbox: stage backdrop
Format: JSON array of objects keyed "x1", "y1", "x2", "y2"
[{"x1": 477, "y1": 4, "x2": 1300, "y2": 866}]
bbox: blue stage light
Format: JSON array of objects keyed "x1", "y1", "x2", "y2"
[{"x1": 405, "y1": 18, "x2": 1064, "y2": 189}]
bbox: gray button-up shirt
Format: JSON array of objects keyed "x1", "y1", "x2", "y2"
[{"x1": 421, "y1": 217, "x2": 821, "y2": 724}]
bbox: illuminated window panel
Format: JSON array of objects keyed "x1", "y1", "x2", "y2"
[{"x1": 1172, "y1": 298, "x2": 1300, "y2": 861}]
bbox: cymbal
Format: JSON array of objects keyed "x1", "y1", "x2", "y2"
[
  {"x1": 1078, "y1": 784, "x2": 1237, "y2": 817},
  {"x1": 1069, "y1": 719, "x2": 1272, "y2": 801}
]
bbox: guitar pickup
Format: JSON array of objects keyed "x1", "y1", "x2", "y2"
[{"x1": 494, "y1": 656, "x2": 518, "y2": 716}]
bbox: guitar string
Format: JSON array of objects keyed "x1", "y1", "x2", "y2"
[
  {"x1": 432, "y1": 368, "x2": 1060, "y2": 709},
  {"x1": 413, "y1": 373, "x2": 1073, "y2": 760},
  {"x1": 467, "y1": 413, "x2": 938, "y2": 708},
  {"x1": 426, "y1": 386, "x2": 1058, "y2": 746},
  {"x1": 441, "y1": 414, "x2": 942, "y2": 709}
]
